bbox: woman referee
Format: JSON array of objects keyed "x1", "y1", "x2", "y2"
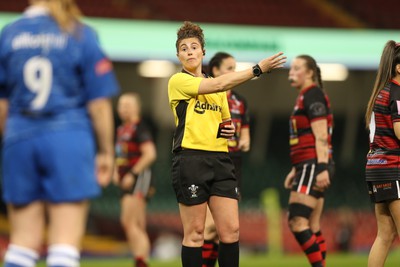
[{"x1": 168, "y1": 21, "x2": 286, "y2": 267}]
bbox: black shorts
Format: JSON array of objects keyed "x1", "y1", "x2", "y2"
[
  {"x1": 121, "y1": 169, "x2": 155, "y2": 200},
  {"x1": 230, "y1": 153, "x2": 242, "y2": 186},
  {"x1": 368, "y1": 180, "x2": 400, "y2": 203},
  {"x1": 171, "y1": 149, "x2": 239, "y2": 205},
  {"x1": 291, "y1": 160, "x2": 335, "y2": 199}
]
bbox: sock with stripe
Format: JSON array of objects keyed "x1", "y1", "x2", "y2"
[
  {"x1": 4, "y1": 244, "x2": 39, "y2": 267},
  {"x1": 181, "y1": 245, "x2": 202, "y2": 267},
  {"x1": 218, "y1": 241, "x2": 239, "y2": 267},
  {"x1": 315, "y1": 231, "x2": 326, "y2": 266},
  {"x1": 135, "y1": 256, "x2": 148, "y2": 267},
  {"x1": 46, "y1": 244, "x2": 80, "y2": 267},
  {"x1": 202, "y1": 240, "x2": 219, "y2": 267},
  {"x1": 293, "y1": 229, "x2": 323, "y2": 267}
]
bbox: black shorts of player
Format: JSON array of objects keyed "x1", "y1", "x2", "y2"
[
  {"x1": 291, "y1": 160, "x2": 335, "y2": 199},
  {"x1": 230, "y1": 152, "x2": 242, "y2": 186},
  {"x1": 120, "y1": 169, "x2": 155, "y2": 201},
  {"x1": 368, "y1": 180, "x2": 400, "y2": 203},
  {"x1": 171, "y1": 149, "x2": 239, "y2": 205}
]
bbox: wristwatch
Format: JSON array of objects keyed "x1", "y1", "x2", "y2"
[{"x1": 252, "y1": 64, "x2": 263, "y2": 77}]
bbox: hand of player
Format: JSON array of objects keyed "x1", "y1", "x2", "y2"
[
  {"x1": 96, "y1": 153, "x2": 114, "y2": 187},
  {"x1": 315, "y1": 170, "x2": 330, "y2": 190},
  {"x1": 112, "y1": 165, "x2": 120, "y2": 185},
  {"x1": 258, "y1": 52, "x2": 287, "y2": 74},
  {"x1": 238, "y1": 139, "x2": 250, "y2": 152},
  {"x1": 120, "y1": 172, "x2": 136, "y2": 191},
  {"x1": 284, "y1": 167, "x2": 295, "y2": 189}
]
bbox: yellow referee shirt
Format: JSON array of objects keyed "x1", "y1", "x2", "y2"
[{"x1": 168, "y1": 72, "x2": 231, "y2": 152}]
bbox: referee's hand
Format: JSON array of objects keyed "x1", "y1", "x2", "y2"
[{"x1": 219, "y1": 121, "x2": 235, "y2": 139}]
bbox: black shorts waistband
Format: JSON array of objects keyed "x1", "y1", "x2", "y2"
[{"x1": 173, "y1": 149, "x2": 228, "y2": 157}]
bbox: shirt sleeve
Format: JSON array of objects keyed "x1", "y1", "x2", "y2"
[
  {"x1": 80, "y1": 25, "x2": 119, "y2": 101},
  {"x1": 136, "y1": 121, "x2": 154, "y2": 144},
  {"x1": 303, "y1": 88, "x2": 328, "y2": 121},
  {"x1": 389, "y1": 83, "x2": 400, "y2": 122},
  {"x1": 168, "y1": 73, "x2": 202, "y2": 101}
]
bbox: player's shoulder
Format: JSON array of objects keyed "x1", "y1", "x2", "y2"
[{"x1": 304, "y1": 85, "x2": 325, "y2": 98}]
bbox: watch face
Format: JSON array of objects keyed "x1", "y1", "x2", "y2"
[{"x1": 253, "y1": 66, "x2": 261, "y2": 76}]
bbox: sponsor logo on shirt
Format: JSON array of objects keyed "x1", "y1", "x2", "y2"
[
  {"x1": 95, "y1": 58, "x2": 113, "y2": 76},
  {"x1": 12, "y1": 32, "x2": 67, "y2": 50},
  {"x1": 367, "y1": 158, "x2": 387, "y2": 165},
  {"x1": 194, "y1": 100, "x2": 222, "y2": 114}
]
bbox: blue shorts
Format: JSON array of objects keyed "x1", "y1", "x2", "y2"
[{"x1": 2, "y1": 130, "x2": 100, "y2": 205}]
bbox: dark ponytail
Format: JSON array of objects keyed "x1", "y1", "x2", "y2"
[{"x1": 366, "y1": 40, "x2": 400, "y2": 127}]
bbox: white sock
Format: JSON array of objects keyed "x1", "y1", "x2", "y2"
[
  {"x1": 4, "y1": 244, "x2": 39, "y2": 267},
  {"x1": 46, "y1": 244, "x2": 80, "y2": 267}
]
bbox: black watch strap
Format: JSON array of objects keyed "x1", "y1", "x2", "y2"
[{"x1": 252, "y1": 64, "x2": 263, "y2": 77}]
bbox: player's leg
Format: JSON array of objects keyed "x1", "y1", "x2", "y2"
[
  {"x1": 209, "y1": 196, "x2": 239, "y2": 267},
  {"x1": 2, "y1": 139, "x2": 44, "y2": 267},
  {"x1": 3, "y1": 202, "x2": 45, "y2": 267},
  {"x1": 179, "y1": 202, "x2": 208, "y2": 267},
  {"x1": 40, "y1": 130, "x2": 99, "y2": 267},
  {"x1": 310, "y1": 198, "x2": 326, "y2": 263},
  {"x1": 368, "y1": 202, "x2": 396, "y2": 267},
  {"x1": 288, "y1": 192, "x2": 323, "y2": 267},
  {"x1": 202, "y1": 206, "x2": 219, "y2": 267},
  {"x1": 46, "y1": 201, "x2": 89, "y2": 267},
  {"x1": 121, "y1": 194, "x2": 150, "y2": 267}
]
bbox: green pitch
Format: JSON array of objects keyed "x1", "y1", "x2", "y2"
[{"x1": 36, "y1": 252, "x2": 400, "y2": 267}]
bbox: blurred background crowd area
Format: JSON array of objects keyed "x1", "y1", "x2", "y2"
[{"x1": 0, "y1": 0, "x2": 399, "y2": 258}]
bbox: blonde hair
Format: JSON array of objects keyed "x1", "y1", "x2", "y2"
[{"x1": 31, "y1": 0, "x2": 82, "y2": 33}]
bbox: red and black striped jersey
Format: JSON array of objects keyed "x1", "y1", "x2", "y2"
[
  {"x1": 227, "y1": 90, "x2": 250, "y2": 154},
  {"x1": 289, "y1": 84, "x2": 333, "y2": 165},
  {"x1": 115, "y1": 120, "x2": 154, "y2": 178},
  {"x1": 366, "y1": 80, "x2": 400, "y2": 181}
]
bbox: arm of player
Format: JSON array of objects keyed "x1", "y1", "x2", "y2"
[
  {"x1": 120, "y1": 141, "x2": 157, "y2": 190},
  {"x1": 311, "y1": 118, "x2": 330, "y2": 189},
  {"x1": 88, "y1": 98, "x2": 115, "y2": 187},
  {"x1": 394, "y1": 121, "x2": 400, "y2": 140},
  {"x1": 0, "y1": 99, "x2": 8, "y2": 135},
  {"x1": 284, "y1": 167, "x2": 295, "y2": 189},
  {"x1": 238, "y1": 127, "x2": 250, "y2": 152}
]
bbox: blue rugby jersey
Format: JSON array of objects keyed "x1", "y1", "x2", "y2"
[{"x1": 0, "y1": 6, "x2": 119, "y2": 144}]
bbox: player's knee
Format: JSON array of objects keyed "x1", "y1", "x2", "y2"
[
  {"x1": 204, "y1": 225, "x2": 218, "y2": 240},
  {"x1": 288, "y1": 203, "x2": 313, "y2": 232},
  {"x1": 217, "y1": 224, "x2": 239, "y2": 243},
  {"x1": 379, "y1": 226, "x2": 397, "y2": 243}
]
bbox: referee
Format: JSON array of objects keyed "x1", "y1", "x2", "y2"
[{"x1": 168, "y1": 21, "x2": 285, "y2": 267}]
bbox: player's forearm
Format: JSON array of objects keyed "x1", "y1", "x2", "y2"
[
  {"x1": 0, "y1": 99, "x2": 8, "y2": 135},
  {"x1": 315, "y1": 136, "x2": 329, "y2": 163},
  {"x1": 88, "y1": 98, "x2": 114, "y2": 155},
  {"x1": 132, "y1": 143, "x2": 157, "y2": 174}
]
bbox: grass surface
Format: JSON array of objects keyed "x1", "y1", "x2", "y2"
[{"x1": 35, "y1": 251, "x2": 400, "y2": 267}]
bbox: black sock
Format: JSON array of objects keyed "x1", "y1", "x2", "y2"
[
  {"x1": 218, "y1": 241, "x2": 239, "y2": 267},
  {"x1": 202, "y1": 240, "x2": 219, "y2": 267},
  {"x1": 181, "y1": 245, "x2": 202, "y2": 267}
]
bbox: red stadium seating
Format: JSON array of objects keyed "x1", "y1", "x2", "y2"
[{"x1": 2, "y1": 0, "x2": 398, "y2": 29}]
